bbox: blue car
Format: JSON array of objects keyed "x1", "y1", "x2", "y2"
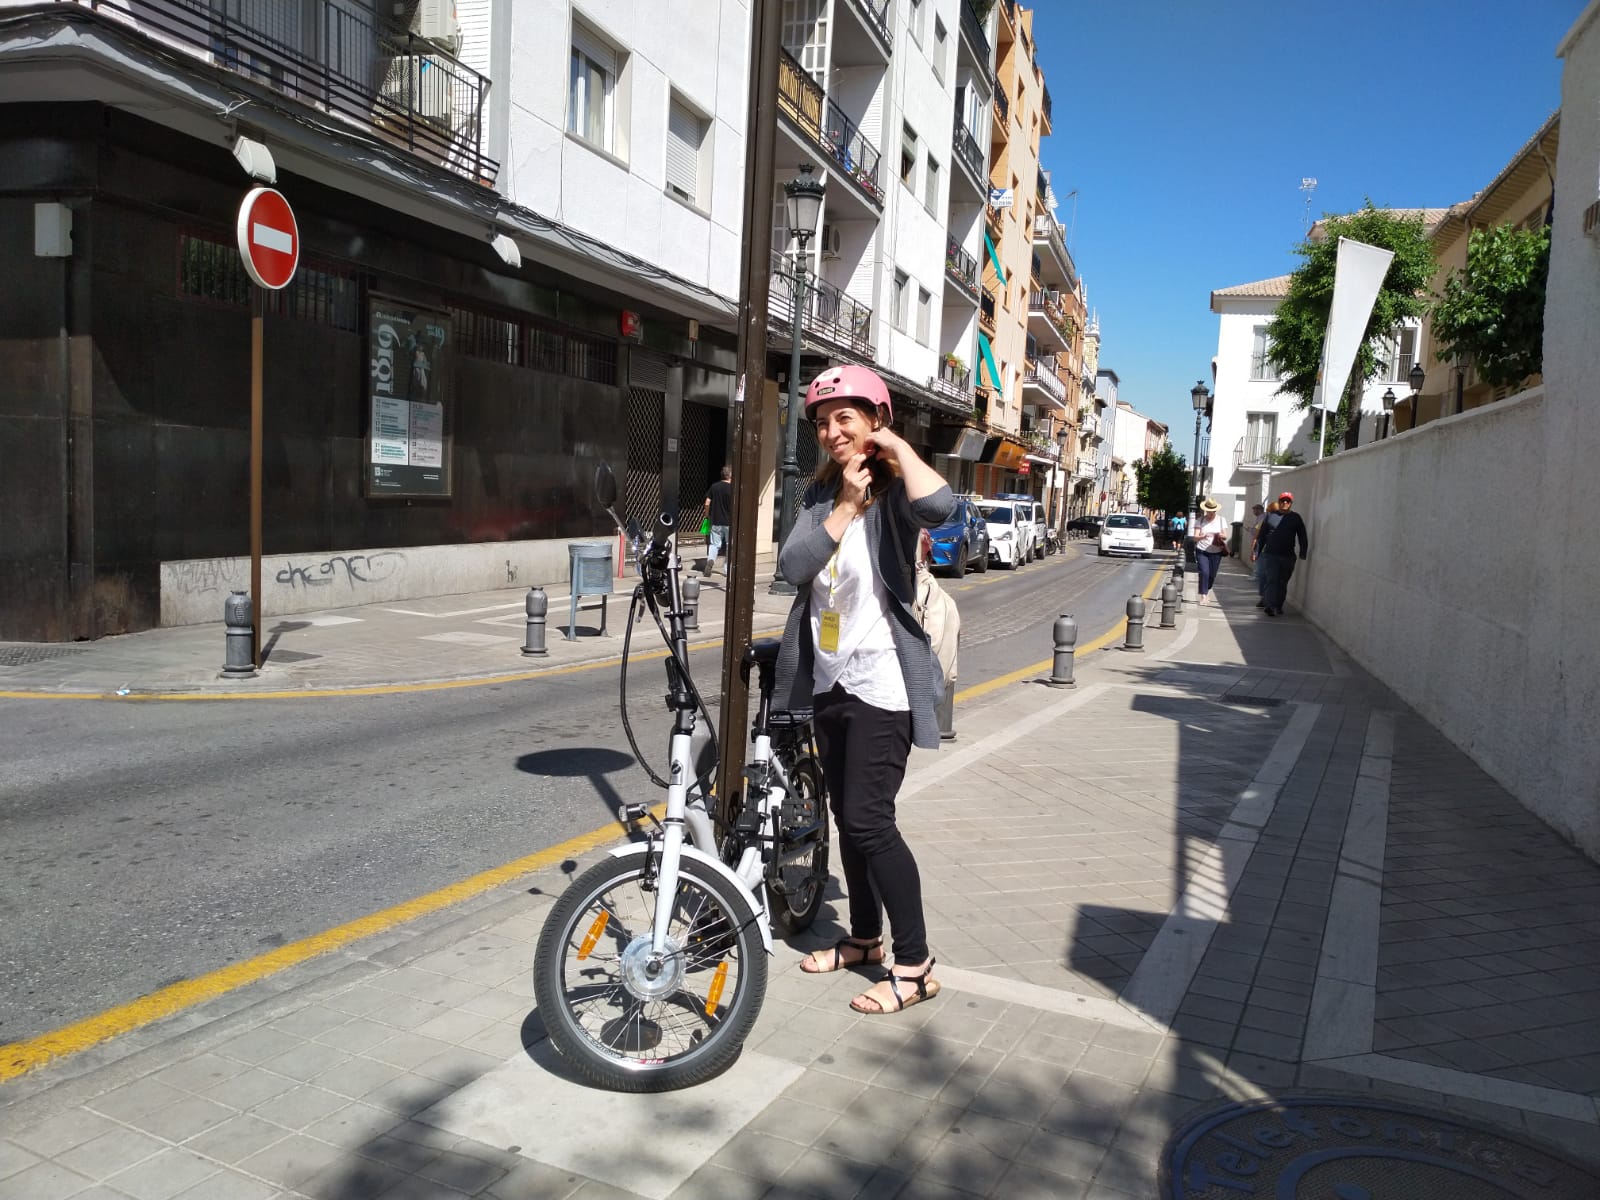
[{"x1": 928, "y1": 497, "x2": 990, "y2": 578}]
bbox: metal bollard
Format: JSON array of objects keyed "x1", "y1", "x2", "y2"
[
  {"x1": 1049, "y1": 613, "x2": 1078, "y2": 686},
  {"x1": 1159, "y1": 582, "x2": 1178, "y2": 629},
  {"x1": 936, "y1": 686, "x2": 955, "y2": 740},
  {"x1": 222, "y1": 590, "x2": 256, "y2": 678},
  {"x1": 682, "y1": 575, "x2": 700, "y2": 632},
  {"x1": 521, "y1": 586, "x2": 548, "y2": 656},
  {"x1": 1122, "y1": 594, "x2": 1146, "y2": 653}
]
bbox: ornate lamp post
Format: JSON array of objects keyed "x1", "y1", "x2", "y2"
[
  {"x1": 1188, "y1": 380, "x2": 1209, "y2": 560},
  {"x1": 770, "y1": 164, "x2": 826, "y2": 595},
  {"x1": 1407, "y1": 360, "x2": 1425, "y2": 432},
  {"x1": 1380, "y1": 388, "x2": 1396, "y2": 440}
]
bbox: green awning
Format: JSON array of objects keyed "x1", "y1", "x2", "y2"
[
  {"x1": 977, "y1": 332, "x2": 1002, "y2": 389},
  {"x1": 983, "y1": 228, "x2": 1006, "y2": 285}
]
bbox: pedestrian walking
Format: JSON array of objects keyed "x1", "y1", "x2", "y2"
[
  {"x1": 1251, "y1": 500, "x2": 1280, "y2": 607},
  {"x1": 1194, "y1": 497, "x2": 1229, "y2": 605},
  {"x1": 1259, "y1": 490, "x2": 1308, "y2": 617},
  {"x1": 701, "y1": 465, "x2": 732, "y2": 579},
  {"x1": 774, "y1": 364, "x2": 953, "y2": 1016},
  {"x1": 1169, "y1": 511, "x2": 1187, "y2": 550}
]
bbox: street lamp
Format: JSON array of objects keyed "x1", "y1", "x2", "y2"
[
  {"x1": 1189, "y1": 380, "x2": 1209, "y2": 560},
  {"x1": 1407, "y1": 361, "x2": 1425, "y2": 432},
  {"x1": 1055, "y1": 422, "x2": 1071, "y2": 535},
  {"x1": 770, "y1": 163, "x2": 826, "y2": 595},
  {"x1": 1380, "y1": 387, "x2": 1396, "y2": 440}
]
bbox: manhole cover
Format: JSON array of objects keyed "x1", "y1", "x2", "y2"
[
  {"x1": 0, "y1": 645, "x2": 84, "y2": 667},
  {"x1": 1161, "y1": 1095, "x2": 1598, "y2": 1199}
]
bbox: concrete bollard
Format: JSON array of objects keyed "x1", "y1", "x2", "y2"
[
  {"x1": 222, "y1": 590, "x2": 256, "y2": 678},
  {"x1": 1159, "y1": 582, "x2": 1178, "y2": 629},
  {"x1": 682, "y1": 575, "x2": 700, "y2": 632},
  {"x1": 936, "y1": 686, "x2": 955, "y2": 740},
  {"x1": 1049, "y1": 613, "x2": 1078, "y2": 687},
  {"x1": 1122, "y1": 594, "x2": 1146, "y2": 653},
  {"x1": 521, "y1": 586, "x2": 549, "y2": 656}
]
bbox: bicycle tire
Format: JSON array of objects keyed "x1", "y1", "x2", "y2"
[
  {"x1": 533, "y1": 855, "x2": 767, "y2": 1092},
  {"x1": 766, "y1": 753, "x2": 829, "y2": 936}
]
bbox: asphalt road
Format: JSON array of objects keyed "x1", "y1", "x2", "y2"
[{"x1": 0, "y1": 545, "x2": 1168, "y2": 1043}]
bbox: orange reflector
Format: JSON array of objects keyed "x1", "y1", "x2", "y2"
[
  {"x1": 576, "y1": 911, "x2": 610, "y2": 961},
  {"x1": 704, "y1": 961, "x2": 729, "y2": 1014}
]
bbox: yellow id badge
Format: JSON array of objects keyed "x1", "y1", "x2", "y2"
[{"x1": 819, "y1": 609, "x2": 841, "y2": 653}]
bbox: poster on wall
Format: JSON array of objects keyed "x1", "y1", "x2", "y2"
[{"x1": 366, "y1": 298, "x2": 452, "y2": 497}]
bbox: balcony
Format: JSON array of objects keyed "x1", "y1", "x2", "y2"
[
  {"x1": 992, "y1": 74, "x2": 1009, "y2": 130},
  {"x1": 75, "y1": 0, "x2": 498, "y2": 184},
  {"x1": 1032, "y1": 215, "x2": 1076, "y2": 289},
  {"x1": 778, "y1": 49, "x2": 883, "y2": 209},
  {"x1": 932, "y1": 358, "x2": 974, "y2": 407},
  {"x1": 1022, "y1": 362, "x2": 1067, "y2": 409},
  {"x1": 959, "y1": 0, "x2": 991, "y2": 70},
  {"x1": 1075, "y1": 456, "x2": 1099, "y2": 481},
  {"x1": 838, "y1": 0, "x2": 893, "y2": 61},
  {"x1": 945, "y1": 235, "x2": 980, "y2": 303},
  {"x1": 979, "y1": 288, "x2": 997, "y2": 336},
  {"x1": 950, "y1": 115, "x2": 985, "y2": 196},
  {"x1": 1036, "y1": 166, "x2": 1049, "y2": 206},
  {"x1": 769, "y1": 251, "x2": 874, "y2": 359},
  {"x1": 1233, "y1": 434, "x2": 1279, "y2": 470},
  {"x1": 1027, "y1": 290, "x2": 1071, "y2": 352},
  {"x1": 1041, "y1": 80, "x2": 1053, "y2": 132}
]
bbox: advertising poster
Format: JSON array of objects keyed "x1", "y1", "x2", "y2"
[{"x1": 366, "y1": 298, "x2": 452, "y2": 497}]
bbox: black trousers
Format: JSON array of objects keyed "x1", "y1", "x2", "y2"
[{"x1": 812, "y1": 684, "x2": 928, "y2": 964}]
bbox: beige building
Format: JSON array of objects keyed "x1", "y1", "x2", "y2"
[{"x1": 1405, "y1": 114, "x2": 1559, "y2": 431}]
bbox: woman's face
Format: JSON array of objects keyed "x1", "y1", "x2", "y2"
[{"x1": 813, "y1": 399, "x2": 878, "y2": 464}]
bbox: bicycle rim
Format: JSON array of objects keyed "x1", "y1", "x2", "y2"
[
  {"x1": 769, "y1": 755, "x2": 829, "y2": 935},
  {"x1": 535, "y1": 856, "x2": 766, "y2": 1091}
]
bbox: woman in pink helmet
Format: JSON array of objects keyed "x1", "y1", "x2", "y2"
[{"x1": 774, "y1": 364, "x2": 955, "y2": 1015}]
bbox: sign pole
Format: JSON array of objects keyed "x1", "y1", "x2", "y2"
[{"x1": 250, "y1": 284, "x2": 264, "y2": 667}]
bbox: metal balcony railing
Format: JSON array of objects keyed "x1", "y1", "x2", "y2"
[
  {"x1": 778, "y1": 49, "x2": 883, "y2": 206},
  {"x1": 945, "y1": 235, "x2": 980, "y2": 300},
  {"x1": 844, "y1": 0, "x2": 893, "y2": 51},
  {"x1": 1023, "y1": 363, "x2": 1066, "y2": 405},
  {"x1": 979, "y1": 288, "x2": 997, "y2": 335},
  {"x1": 959, "y1": 0, "x2": 990, "y2": 66},
  {"x1": 932, "y1": 358, "x2": 974, "y2": 406},
  {"x1": 951, "y1": 115, "x2": 983, "y2": 185},
  {"x1": 769, "y1": 251, "x2": 874, "y2": 358},
  {"x1": 1032, "y1": 214, "x2": 1076, "y2": 285},
  {"x1": 63, "y1": 0, "x2": 498, "y2": 184},
  {"x1": 1036, "y1": 166, "x2": 1049, "y2": 204},
  {"x1": 1233, "y1": 434, "x2": 1278, "y2": 469},
  {"x1": 992, "y1": 72, "x2": 1009, "y2": 125},
  {"x1": 1041, "y1": 81, "x2": 1053, "y2": 128}
]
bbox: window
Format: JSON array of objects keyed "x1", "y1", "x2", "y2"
[
  {"x1": 665, "y1": 94, "x2": 708, "y2": 208},
  {"x1": 900, "y1": 123, "x2": 918, "y2": 186},
  {"x1": 917, "y1": 287, "x2": 931, "y2": 343},
  {"x1": 1378, "y1": 327, "x2": 1417, "y2": 381},
  {"x1": 1244, "y1": 413, "x2": 1277, "y2": 463},
  {"x1": 893, "y1": 269, "x2": 909, "y2": 331},
  {"x1": 908, "y1": 0, "x2": 923, "y2": 46},
  {"x1": 1250, "y1": 325, "x2": 1277, "y2": 381},
  {"x1": 932, "y1": 17, "x2": 947, "y2": 81},
  {"x1": 569, "y1": 22, "x2": 618, "y2": 154},
  {"x1": 924, "y1": 156, "x2": 940, "y2": 214}
]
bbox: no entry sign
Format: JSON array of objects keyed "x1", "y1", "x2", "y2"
[{"x1": 236, "y1": 186, "x2": 299, "y2": 290}]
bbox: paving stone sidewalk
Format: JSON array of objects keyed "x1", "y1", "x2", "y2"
[{"x1": 2, "y1": 562, "x2": 1597, "y2": 1199}]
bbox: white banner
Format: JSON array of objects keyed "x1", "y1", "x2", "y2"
[{"x1": 1314, "y1": 237, "x2": 1394, "y2": 412}]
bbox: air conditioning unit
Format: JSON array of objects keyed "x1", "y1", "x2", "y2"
[
  {"x1": 381, "y1": 55, "x2": 454, "y2": 121},
  {"x1": 413, "y1": 0, "x2": 462, "y2": 53}
]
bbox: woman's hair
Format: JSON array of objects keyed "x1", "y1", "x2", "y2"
[{"x1": 812, "y1": 400, "x2": 899, "y2": 504}]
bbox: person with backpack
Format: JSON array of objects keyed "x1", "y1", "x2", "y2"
[
  {"x1": 915, "y1": 529, "x2": 960, "y2": 690},
  {"x1": 774, "y1": 364, "x2": 953, "y2": 1016}
]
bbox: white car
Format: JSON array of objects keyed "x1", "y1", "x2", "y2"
[
  {"x1": 976, "y1": 499, "x2": 1030, "y2": 569},
  {"x1": 1098, "y1": 513, "x2": 1155, "y2": 558}
]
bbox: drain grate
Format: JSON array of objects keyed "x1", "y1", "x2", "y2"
[
  {"x1": 1162, "y1": 1095, "x2": 1598, "y2": 1199},
  {"x1": 0, "y1": 645, "x2": 86, "y2": 667}
]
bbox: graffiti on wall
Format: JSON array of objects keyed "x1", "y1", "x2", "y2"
[{"x1": 273, "y1": 552, "x2": 407, "y2": 591}]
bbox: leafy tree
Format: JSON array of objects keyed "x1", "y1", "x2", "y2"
[
  {"x1": 1134, "y1": 445, "x2": 1191, "y2": 516},
  {"x1": 1264, "y1": 203, "x2": 1436, "y2": 452},
  {"x1": 1431, "y1": 222, "x2": 1549, "y2": 389}
]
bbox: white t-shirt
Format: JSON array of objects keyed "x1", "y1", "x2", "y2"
[
  {"x1": 1196, "y1": 515, "x2": 1229, "y2": 552},
  {"x1": 809, "y1": 514, "x2": 909, "y2": 711}
]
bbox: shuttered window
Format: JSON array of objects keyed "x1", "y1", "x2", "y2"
[{"x1": 666, "y1": 96, "x2": 706, "y2": 208}]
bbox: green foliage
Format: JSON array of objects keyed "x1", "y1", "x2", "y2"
[
  {"x1": 1264, "y1": 203, "x2": 1436, "y2": 437},
  {"x1": 1431, "y1": 222, "x2": 1549, "y2": 389},
  {"x1": 1265, "y1": 448, "x2": 1306, "y2": 467},
  {"x1": 1134, "y1": 445, "x2": 1191, "y2": 516}
]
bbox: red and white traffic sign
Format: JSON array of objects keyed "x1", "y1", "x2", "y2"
[{"x1": 236, "y1": 186, "x2": 299, "y2": 290}]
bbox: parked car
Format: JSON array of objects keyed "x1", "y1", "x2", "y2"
[
  {"x1": 990, "y1": 493, "x2": 1040, "y2": 562},
  {"x1": 1098, "y1": 512, "x2": 1155, "y2": 558},
  {"x1": 1067, "y1": 515, "x2": 1103, "y2": 539},
  {"x1": 976, "y1": 498, "x2": 1030, "y2": 569},
  {"x1": 927, "y1": 497, "x2": 990, "y2": 578}
]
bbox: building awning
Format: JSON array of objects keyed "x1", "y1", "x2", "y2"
[
  {"x1": 982, "y1": 228, "x2": 1006, "y2": 285},
  {"x1": 977, "y1": 332, "x2": 1002, "y2": 389},
  {"x1": 938, "y1": 427, "x2": 988, "y2": 460},
  {"x1": 990, "y1": 440, "x2": 1028, "y2": 471}
]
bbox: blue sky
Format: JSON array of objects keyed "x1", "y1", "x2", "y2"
[{"x1": 1029, "y1": 0, "x2": 1583, "y2": 441}]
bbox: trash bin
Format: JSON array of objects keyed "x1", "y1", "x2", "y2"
[
  {"x1": 1229, "y1": 520, "x2": 1244, "y2": 558},
  {"x1": 565, "y1": 542, "x2": 614, "y2": 640}
]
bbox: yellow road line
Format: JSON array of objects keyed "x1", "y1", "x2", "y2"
[
  {"x1": 0, "y1": 815, "x2": 653, "y2": 1084},
  {"x1": 953, "y1": 559, "x2": 1169, "y2": 703},
  {"x1": 0, "y1": 628, "x2": 786, "y2": 703}
]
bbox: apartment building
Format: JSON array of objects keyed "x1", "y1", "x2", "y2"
[
  {"x1": 1069, "y1": 311, "x2": 1102, "y2": 518},
  {"x1": 1093, "y1": 368, "x2": 1120, "y2": 516}
]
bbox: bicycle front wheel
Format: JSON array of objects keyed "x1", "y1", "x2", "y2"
[{"x1": 533, "y1": 855, "x2": 767, "y2": 1092}]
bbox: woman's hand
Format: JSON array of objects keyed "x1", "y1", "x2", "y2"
[
  {"x1": 863, "y1": 424, "x2": 907, "y2": 465},
  {"x1": 838, "y1": 452, "x2": 873, "y2": 513}
]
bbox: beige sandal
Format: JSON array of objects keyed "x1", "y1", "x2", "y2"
[
  {"x1": 800, "y1": 937, "x2": 884, "y2": 974},
  {"x1": 850, "y1": 960, "x2": 940, "y2": 1014}
]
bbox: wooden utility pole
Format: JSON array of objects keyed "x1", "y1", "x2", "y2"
[{"x1": 716, "y1": 0, "x2": 781, "y2": 808}]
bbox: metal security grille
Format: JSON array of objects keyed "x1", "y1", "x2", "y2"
[
  {"x1": 676, "y1": 400, "x2": 712, "y2": 523},
  {"x1": 625, "y1": 386, "x2": 665, "y2": 523},
  {"x1": 177, "y1": 232, "x2": 360, "y2": 331}
]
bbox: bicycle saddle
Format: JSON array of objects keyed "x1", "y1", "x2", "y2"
[{"x1": 743, "y1": 640, "x2": 781, "y2": 667}]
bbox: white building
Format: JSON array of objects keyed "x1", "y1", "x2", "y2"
[
  {"x1": 1207, "y1": 263, "x2": 1431, "y2": 524},
  {"x1": 1093, "y1": 367, "x2": 1119, "y2": 514}
]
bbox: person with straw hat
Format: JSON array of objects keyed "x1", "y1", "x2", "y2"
[{"x1": 1194, "y1": 496, "x2": 1229, "y2": 606}]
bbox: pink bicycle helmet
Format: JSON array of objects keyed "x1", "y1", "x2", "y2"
[{"x1": 803, "y1": 364, "x2": 892, "y2": 421}]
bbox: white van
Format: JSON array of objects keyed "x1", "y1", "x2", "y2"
[{"x1": 975, "y1": 498, "x2": 1033, "y2": 569}]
